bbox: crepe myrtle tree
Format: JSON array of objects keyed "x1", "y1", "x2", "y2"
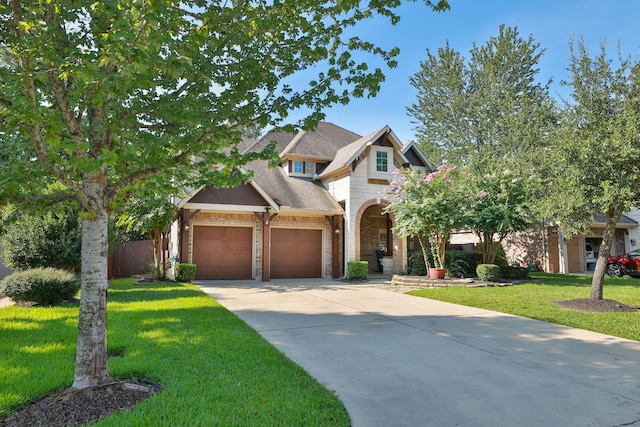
[
  {"x1": 383, "y1": 164, "x2": 471, "y2": 274},
  {"x1": 466, "y1": 169, "x2": 532, "y2": 264},
  {"x1": 0, "y1": 0, "x2": 449, "y2": 389}
]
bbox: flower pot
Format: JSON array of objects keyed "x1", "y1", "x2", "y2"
[{"x1": 429, "y1": 268, "x2": 446, "y2": 279}]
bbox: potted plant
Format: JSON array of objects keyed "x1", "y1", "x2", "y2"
[{"x1": 428, "y1": 238, "x2": 446, "y2": 279}]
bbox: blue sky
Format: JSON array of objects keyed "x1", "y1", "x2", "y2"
[{"x1": 296, "y1": 0, "x2": 640, "y2": 143}]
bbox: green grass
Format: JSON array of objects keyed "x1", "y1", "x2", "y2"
[
  {"x1": 408, "y1": 272, "x2": 640, "y2": 341},
  {"x1": 0, "y1": 279, "x2": 349, "y2": 426}
]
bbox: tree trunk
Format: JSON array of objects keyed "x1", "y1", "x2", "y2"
[
  {"x1": 476, "y1": 230, "x2": 494, "y2": 264},
  {"x1": 417, "y1": 233, "x2": 431, "y2": 274},
  {"x1": 161, "y1": 232, "x2": 167, "y2": 280},
  {"x1": 72, "y1": 190, "x2": 112, "y2": 389},
  {"x1": 590, "y1": 206, "x2": 624, "y2": 300},
  {"x1": 434, "y1": 232, "x2": 447, "y2": 269}
]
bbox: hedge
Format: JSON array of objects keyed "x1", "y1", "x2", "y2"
[
  {"x1": 347, "y1": 261, "x2": 368, "y2": 280},
  {"x1": 175, "y1": 263, "x2": 197, "y2": 282},
  {"x1": 476, "y1": 264, "x2": 500, "y2": 282},
  {"x1": 499, "y1": 265, "x2": 529, "y2": 280}
]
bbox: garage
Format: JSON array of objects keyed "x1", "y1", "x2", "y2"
[
  {"x1": 192, "y1": 226, "x2": 253, "y2": 280},
  {"x1": 271, "y1": 228, "x2": 323, "y2": 278}
]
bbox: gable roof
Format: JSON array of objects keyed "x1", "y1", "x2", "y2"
[
  {"x1": 241, "y1": 122, "x2": 362, "y2": 160},
  {"x1": 317, "y1": 125, "x2": 409, "y2": 179},
  {"x1": 402, "y1": 141, "x2": 433, "y2": 170}
]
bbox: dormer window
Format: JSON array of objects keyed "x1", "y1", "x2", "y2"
[
  {"x1": 289, "y1": 160, "x2": 315, "y2": 176},
  {"x1": 369, "y1": 147, "x2": 393, "y2": 180}
]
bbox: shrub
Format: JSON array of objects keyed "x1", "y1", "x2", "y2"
[
  {"x1": 446, "y1": 258, "x2": 469, "y2": 278},
  {"x1": 175, "y1": 263, "x2": 197, "y2": 282},
  {"x1": 407, "y1": 251, "x2": 427, "y2": 276},
  {"x1": 493, "y1": 245, "x2": 509, "y2": 267},
  {"x1": 0, "y1": 268, "x2": 79, "y2": 305},
  {"x1": 476, "y1": 264, "x2": 500, "y2": 282},
  {"x1": 446, "y1": 250, "x2": 483, "y2": 277},
  {"x1": 0, "y1": 204, "x2": 81, "y2": 270},
  {"x1": 347, "y1": 261, "x2": 368, "y2": 280},
  {"x1": 408, "y1": 250, "x2": 483, "y2": 277},
  {"x1": 499, "y1": 265, "x2": 529, "y2": 280}
]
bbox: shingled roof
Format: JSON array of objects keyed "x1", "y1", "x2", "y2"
[
  {"x1": 236, "y1": 122, "x2": 414, "y2": 214},
  {"x1": 317, "y1": 126, "x2": 387, "y2": 179},
  {"x1": 242, "y1": 122, "x2": 362, "y2": 159},
  {"x1": 592, "y1": 213, "x2": 638, "y2": 227},
  {"x1": 249, "y1": 159, "x2": 343, "y2": 214},
  {"x1": 234, "y1": 123, "x2": 369, "y2": 213}
]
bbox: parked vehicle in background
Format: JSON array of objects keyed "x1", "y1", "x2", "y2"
[
  {"x1": 585, "y1": 243, "x2": 596, "y2": 263},
  {"x1": 607, "y1": 251, "x2": 640, "y2": 277}
]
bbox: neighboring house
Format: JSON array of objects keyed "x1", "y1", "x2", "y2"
[
  {"x1": 531, "y1": 211, "x2": 640, "y2": 274},
  {"x1": 167, "y1": 122, "x2": 431, "y2": 280},
  {"x1": 452, "y1": 209, "x2": 640, "y2": 274}
]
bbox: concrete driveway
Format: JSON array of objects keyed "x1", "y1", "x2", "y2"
[{"x1": 196, "y1": 278, "x2": 640, "y2": 427}]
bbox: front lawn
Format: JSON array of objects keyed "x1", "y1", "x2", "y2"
[
  {"x1": 0, "y1": 279, "x2": 349, "y2": 426},
  {"x1": 408, "y1": 272, "x2": 640, "y2": 341}
]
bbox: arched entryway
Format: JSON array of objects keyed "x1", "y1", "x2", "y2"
[{"x1": 357, "y1": 203, "x2": 393, "y2": 273}]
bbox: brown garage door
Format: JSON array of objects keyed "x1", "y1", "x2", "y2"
[
  {"x1": 192, "y1": 226, "x2": 253, "y2": 280},
  {"x1": 271, "y1": 228, "x2": 322, "y2": 278}
]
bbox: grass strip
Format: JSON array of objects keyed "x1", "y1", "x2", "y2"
[
  {"x1": 0, "y1": 279, "x2": 349, "y2": 426},
  {"x1": 408, "y1": 272, "x2": 640, "y2": 341}
]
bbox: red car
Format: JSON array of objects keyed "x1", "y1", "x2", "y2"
[{"x1": 607, "y1": 251, "x2": 640, "y2": 277}]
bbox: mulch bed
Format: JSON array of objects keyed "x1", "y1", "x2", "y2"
[
  {"x1": 554, "y1": 298, "x2": 640, "y2": 313},
  {"x1": 0, "y1": 380, "x2": 161, "y2": 427}
]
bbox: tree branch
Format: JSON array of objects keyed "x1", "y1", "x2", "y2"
[
  {"x1": 9, "y1": 0, "x2": 80, "y2": 193},
  {"x1": 43, "y1": 4, "x2": 86, "y2": 151}
]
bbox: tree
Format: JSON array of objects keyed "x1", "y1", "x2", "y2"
[
  {"x1": 115, "y1": 187, "x2": 178, "y2": 280},
  {"x1": 0, "y1": 203, "x2": 81, "y2": 271},
  {"x1": 0, "y1": 1, "x2": 449, "y2": 389},
  {"x1": 537, "y1": 37, "x2": 640, "y2": 300},
  {"x1": 407, "y1": 25, "x2": 555, "y2": 261},
  {"x1": 464, "y1": 171, "x2": 532, "y2": 264},
  {"x1": 384, "y1": 164, "x2": 471, "y2": 274}
]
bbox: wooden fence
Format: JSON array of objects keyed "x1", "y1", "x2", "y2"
[{"x1": 112, "y1": 240, "x2": 154, "y2": 278}]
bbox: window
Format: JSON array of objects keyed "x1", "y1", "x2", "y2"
[
  {"x1": 290, "y1": 160, "x2": 314, "y2": 175},
  {"x1": 368, "y1": 147, "x2": 393, "y2": 180},
  {"x1": 305, "y1": 161, "x2": 314, "y2": 174},
  {"x1": 376, "y1": 151, "x2": 388, "y2": 172}
]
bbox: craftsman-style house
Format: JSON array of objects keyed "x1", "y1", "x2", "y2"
[{"x1": 167, "y1": 122, "x2": 431, "y2": 280}]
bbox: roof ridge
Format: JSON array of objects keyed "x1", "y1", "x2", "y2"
[{"x1": 280, "y1": 130, "x2": 307, "y2": 156}]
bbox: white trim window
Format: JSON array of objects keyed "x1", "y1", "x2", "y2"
[
  {"x1": 376, "y1": 151, "x2": 388, "y2": 172},
  {"x1": 369, "y1": 147, "x2": 393, "y2": 180},
  {"x1": 290, "y1": 160, "x2": 315, "y2": 176}
]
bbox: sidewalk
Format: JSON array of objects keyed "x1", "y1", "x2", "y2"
[{"x1": 197, "y1": 278, "x2": 640, "y2": 427}]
